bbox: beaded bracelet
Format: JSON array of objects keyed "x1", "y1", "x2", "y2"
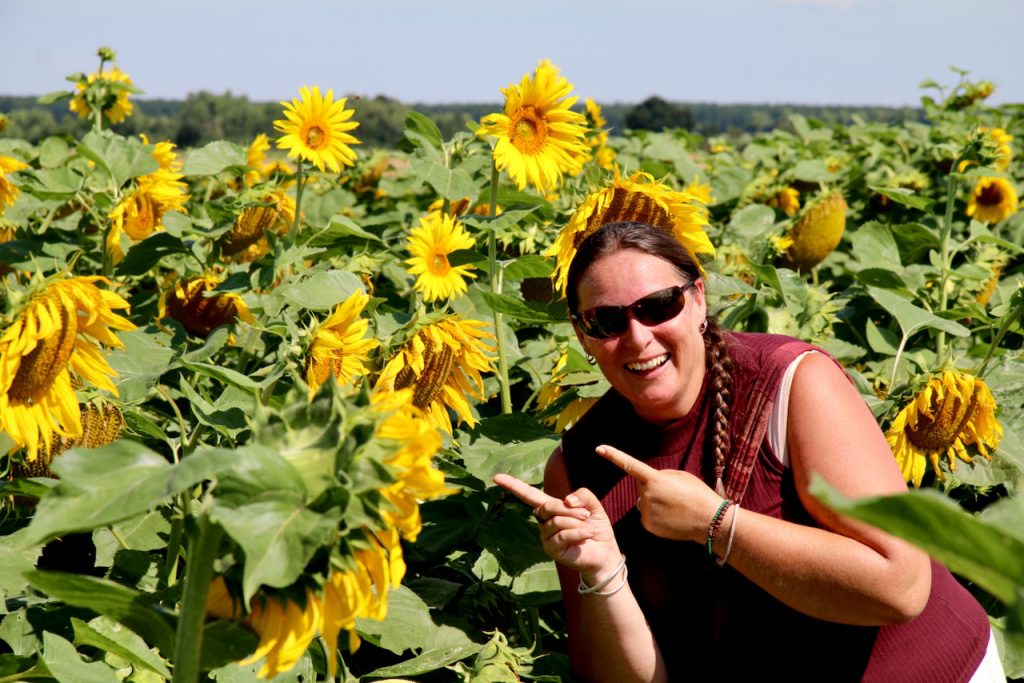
[
  {"x1": 578, "y1": 555, "x2": 627, "y2": 595},
  {"x1": 715, "y1": 504, "x2": 740, "y2": 567},
  {"x1": 706, "y1": 498, "x2": 733, "y2": 558}
]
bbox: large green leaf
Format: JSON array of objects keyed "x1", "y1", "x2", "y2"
[
  {"x1": 850, "y1": 221, "x2": 902, "y2": 269},
  {"x1": 364, "y1": 642, "x2": 482, "y2": 679},
  {"x1": 93, "y1": 510, "x2": 171, "y2": 567},
  {"x1": 811, "y1": 478, "x2": 1024, "y2": 605},
  {"x1": 418, "y1": 161, "x2": 478, "y2": 202},
  {"x1": 105, "y1": 328, "x2": 177, "y2": 404},
  {"x1": 275, "y1": 269, "x2": 364, "y2": 311},
  {"x1": 865, "y1": 286, "x2": 970, "y2": 338},
  {"x1": 480, "y1": 291, "x2": 566, "y2": 325},
  {"x1": 868, "y1": 186, "x2": 935, "y2": 212},
  {"x1": 403, "y1": 111, "x2": 445, "y2": 153},
  {"x1": 72, "y1": 616, "x2": 171, "y2": 679},
  {"x1": 27, "y1": 572, "x2": 176, "y2": 656},
  {"x1": 78, "y1": 130, "x2": 158, "y2": 189},
  {"x1": 460, "y1": 435, "x2": 557, "y2": 486},
  {"x1": 182, "y1": 140, "x2": 247, "y2": 176},
  {"x1": 21, "y1": 442, "x2": 237, "y2": 546},
  {"x1": 211, "y1": 497, "x2": 338, "y2": 603},
  {"x1": 41, "y1": 632, "x2": 120, "y2": 683},
  {"x1": 115, "y1": 232, "x2": 189, "y2": 276}
]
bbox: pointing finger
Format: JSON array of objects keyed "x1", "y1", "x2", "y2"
[
  {"x1": 595, "y1": 444, "x2": 659, "y2": 483},
  {"x1": 493, "y1": 473, "x2": 555, "y2": 509}
]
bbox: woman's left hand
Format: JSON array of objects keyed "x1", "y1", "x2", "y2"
[{"x1": 597, "y1": 444, "x2": 723, "y2": 543}]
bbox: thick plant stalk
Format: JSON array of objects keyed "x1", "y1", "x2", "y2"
[
  {"x1": 172, "y1": 512, "x2": 223, "y2": 683},
  {"x1": 488, "y1": 160, "x2": 512, "y2": 414}
]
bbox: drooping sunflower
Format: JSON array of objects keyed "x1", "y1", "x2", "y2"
[
  {"x1": 274, "y1": 86, "x2": 360, "y2": 173},
  {"x1": 304, "y1": 289, "x2": 379, "y2": 399},
  {"x1": 777, "y1": 190, "x2": 847, "y2": 272},
  {"x1": 373, "y1": 390, "x2": 451, "y2": 540},
  {"x1": 966, "y1": 176, "x2": 1019, "y2": 224},
  {"x1": 405, "y1": 212, "x2": 477, "y2": 302},
  {"x1": 535, "y1": 353, "x2": 600, "y2": 432},
  {"x1": 159, "y1": 275, "x2": 254, "y2": 338},
  {"x1": 479, "y1": 60, "x2": 591, "y2": 192},
  {"x1": 981, "y1": 127, "x2": 1013, "y2": 172},
  {"x1": 585, "y1": 97, "x2": 616, "y2": 171},
  {"x1": 107, "y1": 138, "x2": 189, "y2": 263},
  {"x1": 376, "y1": 317, "x2": 496, "y2": 434},
  {"x1": 0, "y1": 276, "x2": 135, "y2": 461},
  {"x1": 11, "y1": 402, "x2": 125, "y2": 480},
  {"x1": 221, "y1": 190, "x2": 296, "y2": 260},
  {"x1": 68, "y1": 66, "x2": 135, "y2": 124},
  {"x1": 241, "y1": 589, "x2": 322, "y2": 679},
  {"x1": 244, "y1": 134, "x2": 271, "y2": 187},
  {"x1": 0, "y1": 154, "x2": 28, "y2": 215},
  {"x1": 546, "y1": 169, "x2": 714, "y2": 296},
  {"x1": 886, "y1": 370, "x2": 1003, "y2": 487}
]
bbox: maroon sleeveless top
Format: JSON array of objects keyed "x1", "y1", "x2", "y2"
[{"x1": 561, "y1": 332, "x2": 989, "y2": 682}]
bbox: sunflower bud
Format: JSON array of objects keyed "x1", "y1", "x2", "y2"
[{"x1": 777, "y1": 191, "x2": 847, "y2": 272}]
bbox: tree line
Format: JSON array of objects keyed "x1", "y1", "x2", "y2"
[{"x1": 0, "y1": 91, "x2": 927, "y2": 148}]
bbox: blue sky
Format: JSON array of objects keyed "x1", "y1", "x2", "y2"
[{"x1": 3, "y1": 0, "x2": 1022, "y2": 106}]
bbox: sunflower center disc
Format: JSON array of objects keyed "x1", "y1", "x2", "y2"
[
  {"x1": 906, "y1": 389, "x2": 978, "y2": 450},
  {"x1": 304, "y1": 124, "x2": 328, "y2": 150},
  {"x1": 510, "y1": 106, "x2": 548, "y2": 154},
  {"x1": 430, "y1": 254, "x2": 450, "y2": 275},
  {"x1": 9, "y1": 303, "x2": 78, "y2": 401},
  {"x1": 978, "y1": 184, "x2": 1003, "y2": 206}
]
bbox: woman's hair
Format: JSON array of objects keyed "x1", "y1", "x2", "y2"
[{"x1": 566, "y1": 221, "x2": 734, "y2": 494}]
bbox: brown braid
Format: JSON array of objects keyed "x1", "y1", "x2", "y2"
[{"x1": 702, "y1": 318, "x2": 733, "y2": 497}]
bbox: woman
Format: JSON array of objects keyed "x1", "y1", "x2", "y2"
[{"x1": 495, "y1": 222, "x2": 1000, "y2": 682}]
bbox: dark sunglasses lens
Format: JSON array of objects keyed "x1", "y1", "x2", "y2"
[
  {"x1": 582, "y1": 308, "x2": 628, "y2": 339},
  {"x1": 634, "y1": 289, "x2": 686, "y2": 325}
]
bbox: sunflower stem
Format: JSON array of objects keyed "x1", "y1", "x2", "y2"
[
  {"x1": 889, "y1": 332, "x2": 910, "y2": 393},
  {"x1": 935, "y1": 157, "x2": 962, "y2": 367},
  {"x1": 977, "y1": 293, "x2": 1023, "y2": 378},
  {"x1": 488, "y1": 161, "x2": 512, "y2": 414},
  {"x1": 172, "y1": 510, "x2": 222, "y2": 683},
  {"x1": 290, "y1": 158, "x2": 305, "y2": 244},
  {"x1": 159, "y1": 513, "x2": 185, "y2": 590}
]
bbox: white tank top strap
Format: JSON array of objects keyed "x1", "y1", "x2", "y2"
[{"x1": 767, "y1": 350, "x2": 817, "y2": 468}]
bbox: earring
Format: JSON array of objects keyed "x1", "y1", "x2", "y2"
[
  {"x1": 586, "y1": 353, "x2": 597, "y2": 365},
  {"x1": 698, "y1": 319, "x2": 708, "y2": 335}
]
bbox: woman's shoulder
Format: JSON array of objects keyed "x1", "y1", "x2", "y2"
[{"x1": 724, "y1": 331, "x2": 822, "y2": 375}]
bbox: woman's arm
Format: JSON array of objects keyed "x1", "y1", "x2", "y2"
[
  {"x1": 598, "y1": 352, "x2": 931, "y2": 626},
  {"x1": 543, "y1": 451, "x2": 667, "y2": 683}
]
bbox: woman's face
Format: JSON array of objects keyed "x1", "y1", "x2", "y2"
[{"x1": 574, "y1": 248, "x2": 707, "y2": 424}]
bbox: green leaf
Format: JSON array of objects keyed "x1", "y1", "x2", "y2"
[
  {"x1": 868, "y1": 186, "x2": 935, "y2": 213},
  {"x1": 364, "y1": 642, "x2": 482, "y2": 679},
  {"x1": 890, "y1": 222, "x2": 940, "y2": 264},
  {"x1": 92, "y1": 510, "x2": 171, "y2": 567},
  {"x1": 211, "y1": 498, "x2": 337, "y2": 603},
  {"x1": 182, "y1": 140, "x2": 247, "y2": 176},
  {"x1": 810, "y1": 478, "x2": 1024, "y2": 605},
  {"x1": 21, "y1": 442, "x2": 238, "y2": 546},
  {"x1": 72, "y1": 617, "x2": 171, "y2": 679},
  {"x1": 180, "y1": 360, "x2": 261, "y2": 393},
  {"x1": 313, "y1": 216, "x2": 384, "y2": 244},
  {"x1": 0, "y1": 610, "x2": 40, "y2": 655},
  {"x1": 404, "y1": 111, "x2": 445, "y2": 152},
  {"x1": 865, "y1": 286, "x2": 970, "y2": 338},
  {"x1": 479, "y1": 509, "x2": 550, "y2": 576},
  {"x1": 0, "y1": 543, "x2": 38, "y2": 597},
  {"x1": 212, "y1": 444, "x2": 309, "y2": 507},
  {"x1": 356, "y1": 586, "x2": 438, "y2": 655},
  {"x1": 275, "y1": 269, "x2": 364, "y2": 311},
  {"x1": 419, "y1": 162, "x2": 478, "y2": 202},
  {"x1": 727, "y1": 204, "x2": 776, "y2": 241},
  {"x1": 178, "y1": 380, "x2": 249, "y2": 439},
  {"x1": 471, "y1": 414, "x2": 554, "y2": 444},
  {"x1": 106, "y1": 328, "x2": 176, "y2": 404},
  {"x1": 850, "y1": 221, "x2": 902, "y2": 268},
  {"x1": 510, "y1": 561, "x2": 561, "y2": 601},
  {"x1": 503, "y1": 255, "x2": 553, "y2": 281},
  {"x1": 27, "y1": 572, "x2": 175, "y2": 655},
  {"x1": 792, "y1": 160, "x2": 835, "y2": 182},
  {"x1": 480, "y1": 291, "x2": 566, "y2": 325},
  {"x1": 115, "y1": 232, "x2": 189, "y2": 276},
  {"x1": 16, "y1": 167, "x2": 85, "y2": 198},
  {"x1": 461, "y1": 435, "x2": 558, "y2": 486},
  {"x1": 865, "y1": 318, "x2": 900, "y2": 356},
  {"x1": 78, "y1": 130, "x2": 158, "y2": 189},
  {"x1": 41, "y1": 631, "x2": 120, "y2": 683}
]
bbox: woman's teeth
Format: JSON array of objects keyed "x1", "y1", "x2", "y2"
[{"x1": 626, "y1": 354, "x2": 669, "y2": 372}]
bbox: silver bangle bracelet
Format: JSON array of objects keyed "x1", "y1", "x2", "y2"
[
  {"x1": 578, "y1": 555, "x2": 627, "y2": 595},
  {"x1": 715, "y1": 504, "x2": 740, "y2": 567}
]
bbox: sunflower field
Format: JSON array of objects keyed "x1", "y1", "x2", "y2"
[{"x1": 0, "y1": 49, "x2": 1022, "y2": 682}]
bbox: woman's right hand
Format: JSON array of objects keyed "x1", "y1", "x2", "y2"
[{"x1": 493, "y1": 473, "x2": 622, "y2": 582}]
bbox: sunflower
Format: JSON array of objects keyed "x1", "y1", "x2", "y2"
[
  {"x1": 479, "y1": 60, "x2": 590, "y2": 192},
  {"x1": 68, "y1": 66, "x2": 135, "y2": 124},
  {"x1": 221, "y1": 191, "x2": 295, "y2": 260},
  {"x1": 966, "y1": 176, "x2": 1019, "y2": 224},
  {"x1": 768, "y1": 187, "x2": 801, "y2": 216},
  {"x1": 405, "y1": 212, "x2": 477, "y2": 302},
  {"x1": 685, "y1": 176, "x2": 715, "y2": 206},
  {"x1": 376, "y1": 317, "x2": 496, "y2": 434},
  {"x1": 244, "y1": 134, "x2": 272, "y2": 187},
  {"x1": 11, "y1": 402, "x2": 124, "y2": 480},
  {"x1": 0, "y1": 276, "x2": 135, "y2": 461},
  {"x1": 239, "y1": 589, "x2": 322, "y2": 679},
  {"x1": 373, "y1": 390, "x2": 451, "y2": 540},
  {"x1": 159, "y1": 275, "x2": 254, "y2": 338},
  {"x1": 981, "y1": 127, "x2": 1013, "y2": 172},
  {"x1": 0, "y1": 155, "x2": 28, "y2": 215},
  {"x1": 304, "y1": 289, "x2": 379, "y2": 399},
  {"x1": 274, "y1": 86, "x2": 360, "y2": 174},
  {"x1": 546, "y1": 169, "x2": 714, "y2": 296},
  {"x1": 320, "y1": 529, "x2": 405, "y2": 673},
  {"x1": 585, "y1": 97, "x2": 616, "y2": 171},
  {"x1": 886, "y1": 370, "x2": 1003, "y2": 487},
  {"x1": 107, "y1": 138, "x2": 189, "y2": 263},
  {"x1": 777, "y1": 190, "x2": 847, "y2": 272}
]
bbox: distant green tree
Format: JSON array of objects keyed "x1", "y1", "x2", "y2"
[{"x1": 624, "y1": 96, "x2": 695, "y2": 132}]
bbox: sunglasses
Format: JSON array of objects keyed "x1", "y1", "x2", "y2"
[{"x1": 572, "y1": 283, "x2": 697, "y2": 339}]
